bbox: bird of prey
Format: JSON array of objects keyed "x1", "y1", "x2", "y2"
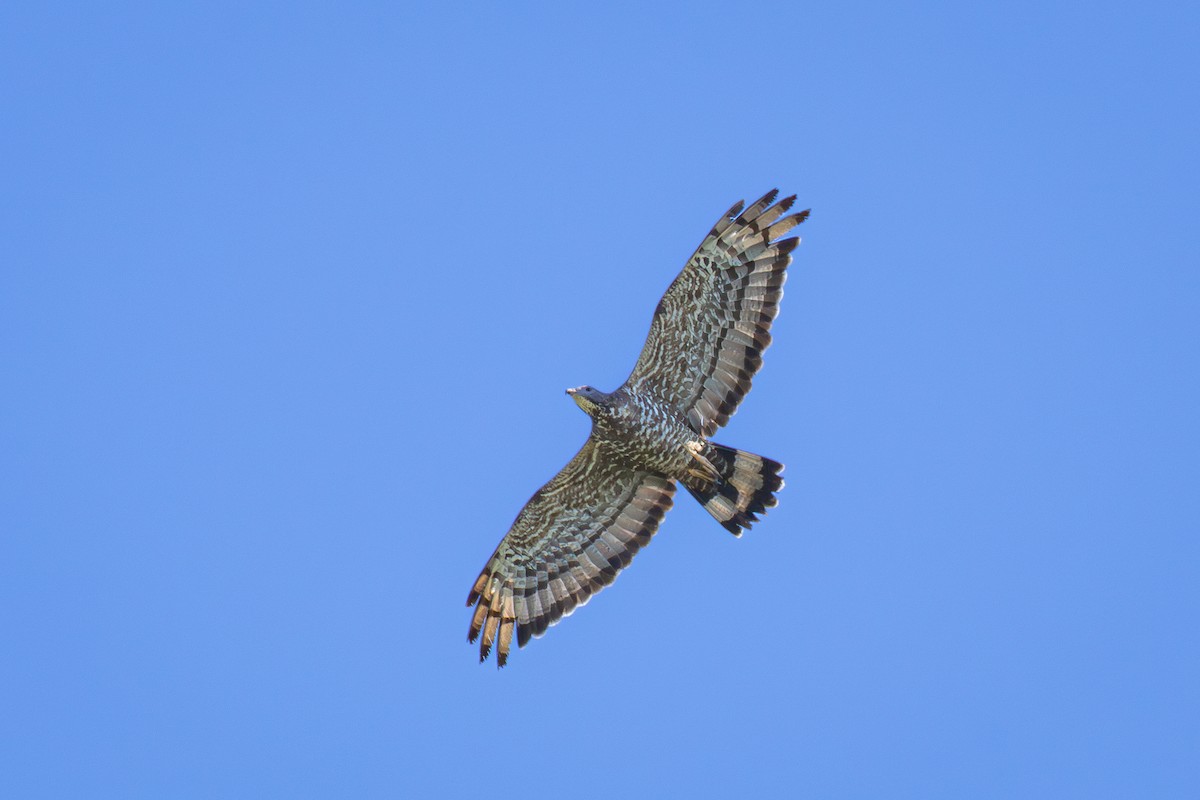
[{"x1": 467, "y1": 189, "x2": 809, "y2": 666}]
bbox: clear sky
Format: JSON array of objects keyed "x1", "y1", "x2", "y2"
[{"x1": 2, "y1": 2, "x2": 1197, "y2": 798}]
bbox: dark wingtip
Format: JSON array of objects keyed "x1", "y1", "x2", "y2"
[
  {"x1": 720, "y1": 519, "x2": 745, "y2": 537},
  {"x1": 795, "y1": 208, "x2": 811, "y2": 224}
]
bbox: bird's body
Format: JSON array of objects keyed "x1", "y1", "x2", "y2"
[
  {"x1": 467, "y1": 190, "x2": 808, "y2": 666},
  {"x1": 575, "y1": 386, "x2": 703, "y2": 478}
]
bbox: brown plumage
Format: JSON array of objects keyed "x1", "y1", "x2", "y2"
[{"x1": 467, "y1": 190, "x2": 808, "y2": 666}]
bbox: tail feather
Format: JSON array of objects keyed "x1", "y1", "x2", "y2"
[{"x1": 682, "y1": 443, "x2": 783, "y2": 536}]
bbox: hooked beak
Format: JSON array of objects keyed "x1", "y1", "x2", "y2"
[{"x1": 566, "y1": 386, "x2": 595, "y2": 414}]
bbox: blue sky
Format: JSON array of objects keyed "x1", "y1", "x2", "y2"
[{"x1": 2, "y1": 2, "x2": 1197, "y2": 797}]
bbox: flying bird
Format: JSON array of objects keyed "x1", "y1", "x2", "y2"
[{"x1": 467, "y1": 189, "x2": 809, "y2": 666}]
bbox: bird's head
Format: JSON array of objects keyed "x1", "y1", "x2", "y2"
[{"x1": 566, "y1": 385, "x2": 609, "y2": 418}]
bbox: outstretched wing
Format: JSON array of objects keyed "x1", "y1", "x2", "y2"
[
  {"x1": 624, "y1": 190, "x2": 809, "y2": 437},
  {"x1": 466, "y1": 437, "x2": 676, "y2": 666}
]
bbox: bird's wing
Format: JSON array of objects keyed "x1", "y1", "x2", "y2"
[
  {"x1": 623, "y1": 190, "x2": 808, "y2": 437},
  {"x1": 467, "y1": 436, "x2": 676, "y2": 666}
]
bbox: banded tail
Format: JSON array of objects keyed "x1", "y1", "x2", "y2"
[{"x1": 681, "y1": 443, "x2": 784, "y2": 536}]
